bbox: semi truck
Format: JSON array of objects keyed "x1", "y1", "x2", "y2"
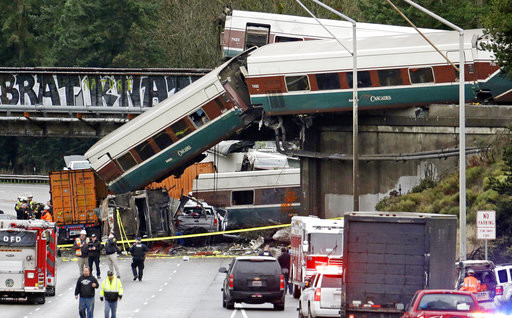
[
  {"x1": 290, "y1": 216, "x2": 344, "y2": 298},
  {"x1": 49, "y1": 169, "x2": 109, "y2": 242},
  {"x1": 341, "y1": 211, "x2": 457, "y2": 318},
  {"x1": 0, "y1": 219, "x2": 58, "y2": 304}
]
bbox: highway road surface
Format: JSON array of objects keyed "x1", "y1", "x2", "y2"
[{"x1": 1, "y1": 255, "x2": 299, "y2": 318}]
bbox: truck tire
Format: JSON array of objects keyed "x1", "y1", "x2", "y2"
[
  {"x1": 222, "y1": 292, "x2": 226, "y2": 308},
  {"x1": 226, "y1": 299, "x2": 235, "y2": 310},
  {"x1": 28, "y1": 294, "x2": 45, "y2": 304},
  {"x1": 293, "y1": 284, "x2": 301, "y2": 299},
  {"x1": 45, "y1": 286, "x2": 56, "y2": 296}
]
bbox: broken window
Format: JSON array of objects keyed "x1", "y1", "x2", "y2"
[
  {"x1": 153, "y1": 131, "x2": 173, "y2": 150},
  {"x1": 245, "y1": 24, "x2": 270, "y2": 50},
  {"x1": 170, "y1": 118, "x2": 193, "y2": 140},
  {"x1": 232, "y1": 190, "x2": 254, "y2": 205},
  {"x1": 275, "y1": 35, "x2": 303, "y2": 43},
  {"x1": 117, "y1": 152, "x2": 137, "y2": 172},
  {"x1": 285, "y1": 75, "x2": 310, "y2": 92},
  {"x1": 409, "y1": 67, "x2": 434, "y2": 84},
  {"x1": 188, "y1": 108, "x2": 210, "y2": 128},
  {"x1": 134, "y1": 140, "x2": 155, "y2": 161}
]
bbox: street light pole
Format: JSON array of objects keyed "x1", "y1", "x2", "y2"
[
  {"x1": 400, "y1": 0, "x2": 466, "y2": 260},
  {"x1": 296, "y1": 0, "x2": 359, "y2": 211}
]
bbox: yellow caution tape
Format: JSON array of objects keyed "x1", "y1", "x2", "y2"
[{"x1": 57, "y1": 216, "x2": 343, "y2": 248}]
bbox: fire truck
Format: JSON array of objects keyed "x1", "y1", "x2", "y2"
[
  {"x1": 290, "y1": 216, "x2": 343, "y2": 298},
  {"x1": 0, "y1": 219, "x2": 57, "y2": 304}
]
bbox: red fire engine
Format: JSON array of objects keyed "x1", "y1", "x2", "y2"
[
  {"x1": 290, "y1": 216, "x2": 343, "y2": 298},
  {"x1": 0, "y1": 219, "x2": 57, "y2": 304}
]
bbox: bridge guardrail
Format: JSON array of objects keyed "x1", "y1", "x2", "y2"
[{"x1": 0, "y1": 174, "x2": 49, "y2": 184}]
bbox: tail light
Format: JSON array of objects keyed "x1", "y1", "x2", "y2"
[
  {"x1": 496, "y1": 285, "x2": 504, "y2": 296},
  {"x1": 214, "y1": 218, "x2": 217, "y2": 226},
  {"x1": 176, "y1": 220, "x2": 180, "y2": 226},
  {"x1": 229, "y1": 274, "x2": 234, "y2": 289},
  {"x1": 314, "y1": 288, "x2": 321, "y2": 301},
  {"x1": 280, "y1": 274, "x2": 285, "y2": 290}
]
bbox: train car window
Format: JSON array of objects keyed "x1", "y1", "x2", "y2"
[
  {"x1": 170, "y1": 118, "x2": 193, "y2": 140},
  {"x1": 117, "y1": 152, "x2": 137, "y2": 172},
  {"x1": 409, "y1": 67, "x2": 434, "y2": 84},
  {"x1": 316, "y1": 73, "x2": 341, "y2": 90},
  {"x1": 134, "y1": 140, "x2": 156, "y2": 161},
  {"x1": 347, "y1": 71, "x2": 372, "y2": 88},
  {"x1": 245, "y1": 24, "x2": 270, "y2": 50},
  {"x1": 214, "y1": 98, "x2": 228, "y2": 113},
  {"x1": 232, "y1": 190, "x2": 254, "y2": 205},
  {"x1": 275, "y1": 35, "x2": 303, "y2": 43},
  {"x1": 378, "y1": 69, "x2": 403, "y2": 86},
  {"x1": 285, "y1": 75, "x2": 310, "y2": 92},
  {"x1": 189, "y1": 108, "x2": 210, "y2": 128},
  {"x1": 153, "y1": 131, "x2": 173, "y2": 150}
]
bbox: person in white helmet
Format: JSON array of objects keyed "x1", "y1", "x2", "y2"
[{"x1": 74, "y1": 230, "x2": 90, "y2": 276}]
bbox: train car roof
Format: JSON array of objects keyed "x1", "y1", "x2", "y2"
[
  {"x1": 229, "y1": 10, "x2": 443, "y2": 38},
  {"x1": 84, "y1": 59, "x2": 231, "y2": 160},
  {"x1": 246, "y1": 29, "x2": 488, "y2": 76}
]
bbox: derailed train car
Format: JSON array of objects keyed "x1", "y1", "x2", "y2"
[
  {"x1": 100, "y1": 189, "x2": 176, "y2": 240},
  {"x1": 85, "y1": 49, "x2": 259, "y2": 194}
]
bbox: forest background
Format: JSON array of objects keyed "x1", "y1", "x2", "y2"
[{"x1": 0, "y1": 0, "x2": 510, "y2": 174}]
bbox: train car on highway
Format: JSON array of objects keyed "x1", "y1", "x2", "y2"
[
  {"x1": 221, "y1": 9, "x2": 441, "y2": 58},
  {"x1": 85, "y1": 49, "x2": 258, "y2": 193},
  {"x1": 245, "y1": 29, "x2": 512, "y2": 115}
]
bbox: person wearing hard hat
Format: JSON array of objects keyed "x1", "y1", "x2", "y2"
[
  {"x1": 41, "y1": 205, "x2": 53, "y2": 222},
  {"x1": 74, "y1": 230, "x2": 90, "y2": 276},
  {"x1": 459, "y1": 268, "x2": 481, "y2": 293}
]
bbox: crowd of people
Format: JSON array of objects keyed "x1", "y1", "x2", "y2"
[
  {"x1": 14, "y1": 194, "x2": 53, "y2": 222},
  {"x1": 74, "y1": 231, "x2": 149, "y2": 318}
]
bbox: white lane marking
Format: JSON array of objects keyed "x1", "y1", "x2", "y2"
[
  {"x1": 230, "y1": 309, "x2": 238, "y2": 318},
  {"x1": 177, "y1": 263, "x2": 180, "y2": 267},
  {"x1": 68, "y1": 287, "x2": 72, "y2": 290},
  {"x1": 144, "y1": 301, "x2": 148, "y2": 305},
  {"x1": 58, "y1": 294, "x2": 63, "y2": 297},
  {"x1": 35, "y1": 307, "x2": 40, "y2": 311},
  {"x1": 164, "y1": 282, "x2": 168, "y2": 286},
  {"x1": 158, "y1": 288, "x2": 162, "y2": 292},
  {"x1": 151, "y1": 294, "x2": 155, "y2": 298},
  {"x1": 173, "y1": 270, "x2": 177, "y2": 273},
  {"x1": 134, "y1": 308, "x2": 140, "y2": 313},
  {"x1": 241, "y1": 309, "x2": 248, "y2": 318}
]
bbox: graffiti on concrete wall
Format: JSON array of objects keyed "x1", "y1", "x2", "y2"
[{"x1": 0, "y1": 73, "x2": 202, "y2": 108}]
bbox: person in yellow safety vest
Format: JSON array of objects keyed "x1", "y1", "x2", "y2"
[
  {"x1": 73, "y1": 230, "x2": 90, "y2": 276},
  {"x1": 459, "y1": 268, "x2": 481, "y2": 293},
  {"x1": 100, "y1": 271, "x2": 123, "y2": 318},
  {"x1": 41, "y1": 206, "x2": 53, "y2": 222}
]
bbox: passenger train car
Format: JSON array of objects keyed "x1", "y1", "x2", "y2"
[
  {"x1": 222, "y1": 9, "x2": 441, "y2": 58},
  {"x1": 84, "y1": 49, "x2": 257, "y2": 193},
  {"x1": 245, "y1": 29, "x2": 512, "y2": 115}
]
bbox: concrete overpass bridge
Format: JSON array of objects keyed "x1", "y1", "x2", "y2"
[{"x1": 0, "y1": 67, "x2": 209, "y2": 137}]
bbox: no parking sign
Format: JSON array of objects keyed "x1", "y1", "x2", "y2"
[{"x1": 477, "y1": 210, "x2": 496, "y2": 240}]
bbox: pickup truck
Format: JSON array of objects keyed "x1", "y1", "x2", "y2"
[{"x1": 174, "y1": 196, "x2": 220, "y2": 245}]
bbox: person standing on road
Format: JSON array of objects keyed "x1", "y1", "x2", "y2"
[
  {"x1": 278, "y1": 247, "x2": 292, "y2": 294},
  {"x1": 459, "y1": 268, "x2": 480, "y2": 293},
  {"x1": 75, "y1": 266, "x2": 99, "y2": 318},
  {"x1": 100, "y1": 271, "x2": 123, "y2": 318},
  {"x1": 105, "y1": 233, "x2": 121, "y2": 278},
  {"x1": 74, "y1": 230, "x2": 90, "y2": 275},
  {"x1": 88, "y1": 233, "x2": 102, "y2": 279},
  {"x1": 41, "y1": 205, "x2": 53, "y2": 222},
  {"x1": 129, "y1": 237, "x2": 149, "y2": 281},
  {"x1": 259, "y1": 244, "x2": 272, "y2": 256}
]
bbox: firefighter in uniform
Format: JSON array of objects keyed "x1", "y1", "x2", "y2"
[
  {"x1": 100, "y1": 271, "x2": 124, "y2": 318},
  {"x1": 74, "y1": 230, "x2": 90, "y2": 276},
  {"x1": 459, "y1": 268, "x2": 480, "y2": 293},
  {"x1": 41, "y1": 205, "x2": 53, "y2": 222},
  {"x1": 129, "y1": 237, "x2": 149, "y2": 281}
]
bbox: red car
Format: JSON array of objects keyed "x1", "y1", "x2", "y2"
[{"x1": 402, "y1": 290, "x2": 482, "y2": 318}]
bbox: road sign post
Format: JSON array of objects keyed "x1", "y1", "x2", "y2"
[{"x1": 477, "y1": 210, "x2": 496, "y2": 260}]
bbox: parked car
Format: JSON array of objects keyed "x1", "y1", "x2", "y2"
[
  {"x1": 219, "y1": 256, "x2": 285, "y2": 310},
  {"x1": 494, "y1": 263, "x2": 512, "y2": 311},
  {"x1": 455, "y1": 260, "x2": 497, "y2": 309},
  {"x1": 298, "y1": 266, "x2": 342, "y2": 318},
  {"x1": 402, "y1": 290, "x2": 482, "y2": 318}
]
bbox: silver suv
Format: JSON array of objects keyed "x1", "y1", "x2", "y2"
[{"x1": 173, "y1": 197, "x2": 220, "y2": 245}]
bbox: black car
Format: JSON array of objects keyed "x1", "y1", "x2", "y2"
[{"x1": 219, "y1": 256, "x2": 285, "y2": 310}]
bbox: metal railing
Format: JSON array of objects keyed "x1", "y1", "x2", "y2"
[{"x1": 0, "y1": 174, "x2": 49, "y2": 184}]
